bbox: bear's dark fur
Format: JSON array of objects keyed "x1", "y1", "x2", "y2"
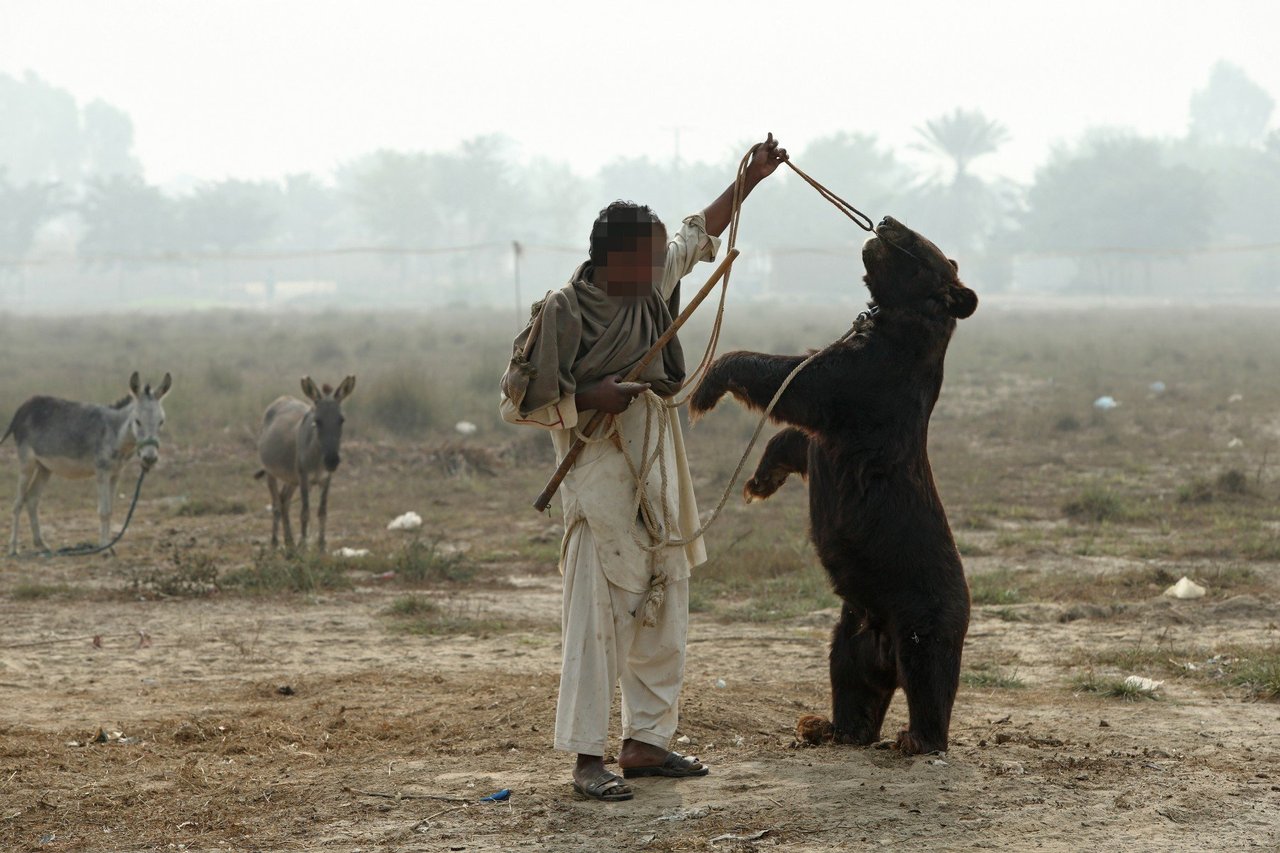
[{"x1": 689, "y1": 216, "x2": 977, "y2": 755}]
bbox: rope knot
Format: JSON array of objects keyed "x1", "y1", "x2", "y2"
[{"x1": 640, "y1": 571, "x2": 669, "y2": 627}]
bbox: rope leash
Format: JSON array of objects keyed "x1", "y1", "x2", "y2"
[
  {"x1": 781, "y1": 159, "x2": 876, "y2": 232},
  {"x1": 618, "y1": 149, "x2": 879, "y2": 579},
  {"x1": 43, "y1": 465, "x2": 149, "y2": 558},
  {"x1": 663, "y1": 148, "x2": 876, "y2": 410}
]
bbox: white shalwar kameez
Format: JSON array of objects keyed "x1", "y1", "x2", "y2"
[{"x1": 500, "y1": 214, "x2": 720, "y2": 755}]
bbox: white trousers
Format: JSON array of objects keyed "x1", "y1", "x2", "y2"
[{"x1": 554, "y1": 523, "x2": 690, "y2": 755}]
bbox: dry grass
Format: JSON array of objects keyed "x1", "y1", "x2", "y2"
[{"x1": 3, "y1": 305, "x2": 1280, "y2": 850}]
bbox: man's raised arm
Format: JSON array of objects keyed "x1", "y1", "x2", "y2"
[{"x1": 702, "y1": 133, "x2": 788, "y2": 238}]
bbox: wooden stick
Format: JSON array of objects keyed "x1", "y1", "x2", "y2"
[{"x1": 532, "y1": 248, "x2": 740, "y2": 512}]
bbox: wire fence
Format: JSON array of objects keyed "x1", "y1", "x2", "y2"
[{"x1": 2, "y1": 238, "x2": 1278, "y2": 313}]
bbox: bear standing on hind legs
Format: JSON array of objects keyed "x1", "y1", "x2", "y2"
[{"x1": 689, "y1": 216, "x2": 978, "y2": 756}]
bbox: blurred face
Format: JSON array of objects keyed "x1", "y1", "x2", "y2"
[{"x1": 596, "y1": 230, "x2": 666, "y2": 300}]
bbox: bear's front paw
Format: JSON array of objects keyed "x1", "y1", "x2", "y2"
[{"x1": 743, "y1": 474, "x2": 778, "y2": 503}]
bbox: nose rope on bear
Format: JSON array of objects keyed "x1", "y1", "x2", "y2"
[
  {"x1": 781, "y1": 159, "x2": 875, "y2": 232},
  {"x1": 663, "y1": 149, "x2": 879, "y2": 411}
]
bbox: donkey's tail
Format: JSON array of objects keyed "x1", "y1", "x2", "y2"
[{"x1": 253, "y1": 469, "x2": 267, "y2": 480}]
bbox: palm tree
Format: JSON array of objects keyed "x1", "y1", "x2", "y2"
[
  {"x1": 911, "y1": 109, "x2": 1012, "y2": 256},
  {"x1": 914, "y1": 108, "x2": 1010, "y2": 181}
]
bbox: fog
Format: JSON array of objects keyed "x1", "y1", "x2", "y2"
[{"x1": 2, "y1": 0, "x2": 1278, "y2": 311}]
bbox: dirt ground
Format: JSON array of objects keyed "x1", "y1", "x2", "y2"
[
  {"x1": 2, "y1": 306, "x2": 1280, "y2": 851},
  {"x1": 2, "y1": 539, "x2": 1278, "y2": 851}
]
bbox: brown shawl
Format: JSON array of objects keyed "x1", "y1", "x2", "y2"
[{"x1": 502, "y1": 261, "x2": 685, "y2": 416}]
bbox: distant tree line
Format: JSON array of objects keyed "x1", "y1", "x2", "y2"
[{"x1": 2, "y1": 61, "x2": 1278, "y2": 300}]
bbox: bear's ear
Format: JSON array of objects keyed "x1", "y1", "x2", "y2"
[
  {"x1": 947, "y1": 284, "x2": 978, "y2": 319},
  {"x1": 948, "y1": 258, "x2": 958, "y2": 271}
]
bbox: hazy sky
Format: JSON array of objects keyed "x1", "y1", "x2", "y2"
[{"x1": 4, "y1": 0, "x2": 1277, "y2": 187}]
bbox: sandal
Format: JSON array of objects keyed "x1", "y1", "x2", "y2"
[
  {"x1": 621, "y1": 751, "x2": 709, "y2": 779},
  {"x1": 572, "y1": 769, "x2": 634, "y2": 801}
]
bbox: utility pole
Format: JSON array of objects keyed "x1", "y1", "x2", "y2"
[{"x1": 662, "y1": 125, "x2": 694, "y2": 170}]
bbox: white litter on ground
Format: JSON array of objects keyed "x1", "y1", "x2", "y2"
[
  {"x1": 1149, "y1": 381, "x2": 1166, "y2": 394},
  {"x1": 455, "y1": 421, "x2": 478, "y2": 436},
  {"x1": 1093, "y1": 396, "x2": 1119, "y2": 410},
  {"x1": 1228, "y1": 393, "x2": 1244, "y2": 404},
  {"x1": 333, "y1": 547, "x2": 370, "y2": 558},
  {"x1": 1164, "y1": 576, "x2": 1207, "y2": 599},
  {"x1": 1123, "y1": 675, "x2": 1163, "y2": 694},
  {"x1": 388, "y1": 511, "x2": 423, "y2": 531},
  {"x1": 1227, "y1": 437, "x2": 1244, "y2": 448}
]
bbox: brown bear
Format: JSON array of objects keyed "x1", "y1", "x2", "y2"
[{"x1": 689, "y1": 216, "x2": 977, "y2": 755}]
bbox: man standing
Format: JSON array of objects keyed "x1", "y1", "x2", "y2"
[{"x1": 500, "y1": 134, "x2": 786, "y2": 801}]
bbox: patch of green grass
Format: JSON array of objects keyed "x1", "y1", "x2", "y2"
[
  {"x1": 990, "y1": 606, "x2": 1037, "y2": 622},
  {"x1": 375, "y1": 535, "x2": 473, "y2": 584},
  {"x1": 1238, "y1": 536, "x2": 1280, "y2": 561},
  {"x1": 1072, "y1": 670, "x2": 1160, "y2": 701},
  {"x1": 969, "y1": 569, "x2": 1024, "y2": 605},
  {"x1": 10, "y1": 582, "x2": 75, "y2": 600},
  {"x1": 1216, "y1": 468, "x2": 1250, "y2": 495},
  {"x1": 126, "y1": 545, "x2": 221, "y2": 597},
  {"x1": 715, "y1": 561, "x2": 839, "y2": 623},
  {"x1": 962, "y1": 665, "x2": 1025, "y2": 689},
  {"x1": 1202, "y1": 564, "x2": 1257, "y2": 589},
  {"x1": 959, "y1": 514, "x2": 996, "y2": 531},
  {"x1": 1076, "y1": 637, "x2": 1194, "y2": 676},
  {"x1": 692, "y1": 523, "x2": 838, "y2": 622},
  {"x1": 221, "y1": 549, "x2": 353, "y2": 594},
  {"x1": 1054, "y1": 414, "x2": 1081, "y2": 432},
  {"x1": 364, "y1": 370, "x2": 438, "y2": 436},
  {"x1": 1230, "y1": 651, "x2": 1280, "y2": 701},
  {"x1": 688, "y1": 585, "x2": 713, "y2": 614},
  {"x1": 991, "y1": 528, "x2": 1050, "y2": 553},
  {"x1": 175, "y1": 496, "x2": 250, "y2": 517},
  {"x1": 1062, "y1": 486, "x2": 1128, "y2": 524},
  {"x1": 1179, "y1": 469, "x2": 1253, "y2": 505},
  {"x1": 383, "y1": 594, "x2": 511, "y2": 636}
]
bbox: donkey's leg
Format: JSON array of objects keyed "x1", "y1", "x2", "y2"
[
  {"x1": 278, "y1": 483, "x2": 296, "y2": 551},
  {"x1": 316, "y1": 474, "x2": 332, "y2": 553},
  {"x1": 297, "y1": 473, "x2": 311, "y2": 550},
  {"x1": 24, "y1": 466, "x2": 53, "y2": 554},
  {"x1": 11, "y1": 458, "x2": 39, "y2": 556},
  {"x1": 266, "y1": 475, "x2": 282, "y2": 549},
  {"x1": 95, "y1": 468, "x2": 115, "y2": 549}
]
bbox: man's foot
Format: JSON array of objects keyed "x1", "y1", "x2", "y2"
[
  {"x1": 572, "y1": 770, "x2": 633, "y2": 801},
  {"x1": 572, "y1": 764, "x2": 633, "y2": 801},
  {"x1": 574, "y1": 754, "x2": 634, "y2": 801},
  {"x1": 619, "y1": 740, "x2": 709, "y2": 779}
]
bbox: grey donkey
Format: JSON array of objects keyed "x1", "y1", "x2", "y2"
[
  {"x1": 3, "y1": 371, "x2": 172, "y2": 556},
  {"x1": 255, "y1": 376, "x2": 355, "y2": 551}
]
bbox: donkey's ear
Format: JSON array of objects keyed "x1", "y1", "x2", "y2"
[
  {"x1": 155, "y1": 372, "x2": 173, "y2": 400},
  {"x1": 300, "y1": 376, "x2": 321, "y2": 402},
  {"x1": 129, "y1": 371, "x2": 142, "y2": 397},
  {"x1": 334, "y1": 375, "x2": 356, "y2": 402}
]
